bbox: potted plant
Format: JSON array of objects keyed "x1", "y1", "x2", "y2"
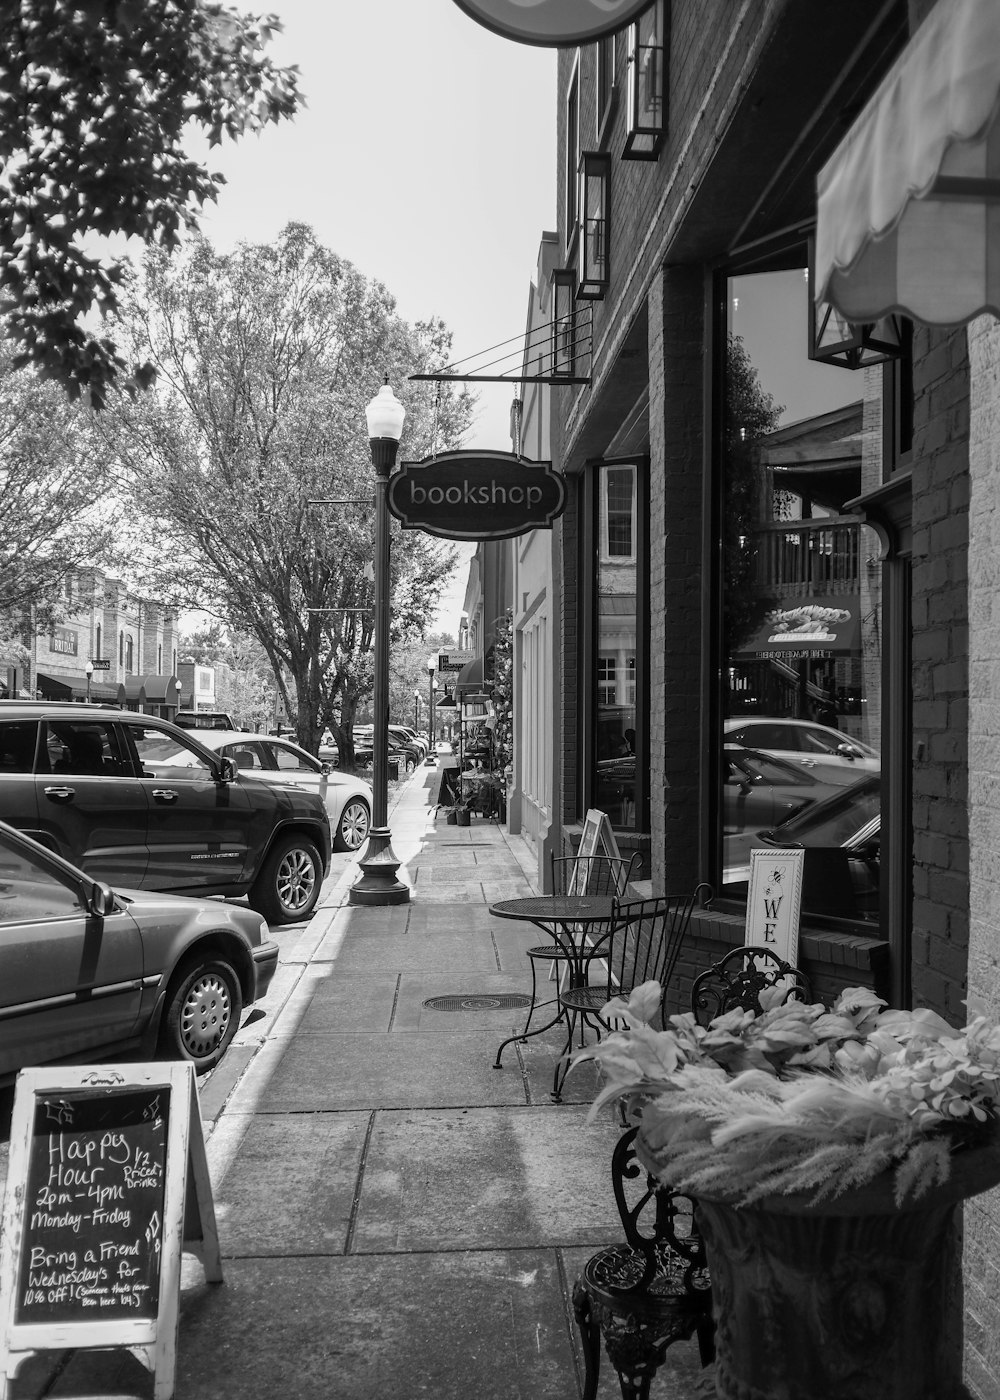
[{"x1": 573, "y1": 982, "x2": 1000, "y2": 1400}]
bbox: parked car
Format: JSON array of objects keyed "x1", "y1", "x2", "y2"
[
  {"x1": 0, "y1": 818, "x2": 278, "y2": 1079},
  {"x1": 729, "y1": 774, "x2": 881, "y2": 922},
  {"x1": 723, "y1": 744, "x2": 844, "y2": 871},
  {"x1": 391, "y1": 725, "x2": 428, "y2": 758},
  {"x1": 0, "y1": 703, "x2": 331, "y2": 925},
  {"x1": 185, "y1": 730, "x2": 372, "y2": 852},
  {"x1": 352, "y1": 728, "x2": 418, "y2": 774},
  {"x1": 724, "y1": 717, "x2": 880, "y2": 785},
  {"x1": 174, "y1": 710, "x2": 237, "y2": 731}
]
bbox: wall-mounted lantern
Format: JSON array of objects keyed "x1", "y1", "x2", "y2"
[
  {"x1": 623, "y1": 0, "x2": 666, "y2": 161},
  {"x1": 808, "y1": 239, "x2": 906, "y2": 370},
  {"x1": 577, "y1": 152, "x2": 610, "y2": 300},
  {"x1": 551, "y1": 268, "x2": 578, "y2": 377}
]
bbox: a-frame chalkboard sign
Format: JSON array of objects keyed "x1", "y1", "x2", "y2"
[{"x1": 0, "y1": 1062, "x2": 222, "y2": 1400}]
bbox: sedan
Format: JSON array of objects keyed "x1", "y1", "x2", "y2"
[
  {"x1": 0, "y1": 818, "x2": 278, "y2": 1081},
  {"x1": 723, "y1": 745, "x2": 844, "y2": 871},
  {"x1": 190, "y1": 731, "x2": 373, "y2": 852},
  {"x1": 724, "y1": 717, "x2": 880, "y2": 785},
  {"x1": 728, "y1": 774, "x2": 881, "y2": 922}
]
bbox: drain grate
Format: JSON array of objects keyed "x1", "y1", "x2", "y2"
[{"x1": 423, "y1": 993, "x2": 532, "y2": 1012}]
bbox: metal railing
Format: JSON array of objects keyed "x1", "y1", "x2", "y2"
[{"x1": 749, "y1": 518, "x2": 860, "y2": 596}]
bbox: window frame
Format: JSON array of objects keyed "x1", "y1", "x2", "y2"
[
  {"x1": 579, "y1": 456, "x2": 650, "y2": 834},
  {"x1": 564, "y1": 51, "x2": 581, "y2": 255},
  {"x1": 707, "y1": 232, "x2": 905, "y2": 950},
  {"x1": 595, "y1": 32, "x2": 618, "y2": 145}
]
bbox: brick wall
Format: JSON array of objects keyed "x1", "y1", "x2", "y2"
[
  {"x1": 963, "y1": 315, "x2": 1000, "y2": 1400},
  {"x1": 648, "y1": 265, "x2": 706, "y2": 891},
  {"x1": 909, "y1": 324, "x2": 970, "y2": 1023}
]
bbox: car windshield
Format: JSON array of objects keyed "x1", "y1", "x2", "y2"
[{"x1": 769, "y1": 777, "x2": 880, "y2": 845}]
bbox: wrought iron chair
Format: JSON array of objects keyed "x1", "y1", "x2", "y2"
[
  {"x1": 690, "y1": 944, "x2": 812, "y2": 1025},
  {"x1": 516, "y1": 852, "x2": 642, "y2": 1040},
  {"x1": 572, "y1": 1126, "x2": 715, "y2": 1400},
  {"x1": 552, "y1": 887, "x2": 713, "y2": 1102}
]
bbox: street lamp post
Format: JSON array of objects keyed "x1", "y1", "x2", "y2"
[
  {"x1": 85, "y1": 660, "x2": 93, "y2": 702},
  {"x1": 413, "y1": 690, "x2": 421, "y2": 732},
  {"x1": 349, "y1": 381, "x2": 410, "y2": 907}
]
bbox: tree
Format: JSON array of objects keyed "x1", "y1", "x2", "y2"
[
  {"x1": 723, "y1": 334, "x2": 783, "y2": 652},
  {"x1": 179, "y1": 623, "x2": 276, "y2": 729},
  {"x1": 107, "y1": 224, "x2": 475, "y2": 765},
  {"x1": 0, "y1": 346, "x2": 123, "y2": 636},
  {"x1": 0, "y1": 0, "x2": 300, "y2": 406}
]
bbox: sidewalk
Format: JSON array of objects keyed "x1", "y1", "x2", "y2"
[{"x1": 10, "y1": 765, "x2": 715, "y2": 1400}]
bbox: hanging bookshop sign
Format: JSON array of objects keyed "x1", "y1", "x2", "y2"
[
  {"x1": 388, "y1": 452, "x2": 566, "y2": 541},
  {"x1": 452, "y1": 0, "x2": 653, "y2": 45}
]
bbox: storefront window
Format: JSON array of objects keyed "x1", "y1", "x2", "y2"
[
  {"x1": 592, "y1": 460, "x2": 643, "y2": 829},
  {"x1": 719, "y1": 262, "x2": 884, "y2": 927}
]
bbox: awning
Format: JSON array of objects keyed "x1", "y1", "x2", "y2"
[
  {"x1": 815, "y1": 0, "x2": 1000, "y2": 326},
  {"x1": 35, "y1": 671, "x2": 74, "y2": 700},
  {"x1": 455, "y1": 655, "x2": 494, "y2": 695},
  {"x1": 138, "y1": 674, "x2": 181, "y2": 704},
  {"x1": 734, "y1": 596, "x2": 862, "y2": 660}
]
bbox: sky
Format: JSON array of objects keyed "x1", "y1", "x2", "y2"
[{"x1": 182, "y1": 1, "x2": 557, "y2": 634}]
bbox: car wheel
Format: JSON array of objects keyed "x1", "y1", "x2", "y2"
[
  {"x1": 160, "y1": 956, "x2": 243, "y2": 1073},
  {"x1": 404, "y1": 756, "x2": 415, "y2": 775},
  {"x1": 250, "y1": 835, "x2": 322, "y2": 924},
  {"x1": 335, "y1": 798, "x2": 371, "y2": 852}
]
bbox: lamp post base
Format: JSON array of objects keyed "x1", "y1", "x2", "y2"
[{"x1": 348, "y1": 828, "x2": 411, "y2": 905}]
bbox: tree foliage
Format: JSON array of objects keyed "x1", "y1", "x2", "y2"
[
  {"x1": 0, "y1": 346, "x2": 122, "y2": 632},
  {"x1": 179, "y1": 621, "x2": 276, "y2": 728},
  {"x1": 0, "y1": 0, "x2": 300, "y2": 406},
  {"x1": 106, "y1": 223, "x2": 475, "y2": 763},
  {"x1": 723, "y1": 334, "x2": 783, "y2": 651}
]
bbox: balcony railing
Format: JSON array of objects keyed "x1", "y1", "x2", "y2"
[{"x1": 749, "y1": 518, "x2": 860, "y2": 596}]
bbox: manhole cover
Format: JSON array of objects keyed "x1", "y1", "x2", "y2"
[{"x1": 423, "y1": 994, "x2": 532, "y2": 1012}]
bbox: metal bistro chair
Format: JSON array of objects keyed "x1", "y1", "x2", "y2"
[
  {"x1": 572, "y1": 1126, "x2": 714, "y2": 1400},
  {"x1": 517, "y1": 852, "x2": 641, "y2": 1041},
  {"x1": 690, "y1": 944, "x2": 812, "y2": 1025},
  {"x1": 551, "y1": 887, "x2": 713, "y2": 1103}
]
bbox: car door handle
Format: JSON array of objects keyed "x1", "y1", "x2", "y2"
[
  {"x1": 43, "y1": 785, "x2": 75, "y2": 801},
  {"x1": 151, "y1": 789, "x2": 179, "y2": 803}
]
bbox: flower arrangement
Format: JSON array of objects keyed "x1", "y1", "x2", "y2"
[{"x1": 573, "y1": 981, "x2": 1000, "y2": 1207}]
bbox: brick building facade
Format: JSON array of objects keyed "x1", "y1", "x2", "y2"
[{"x1": 541, "y1": 0, "x2": 1000, "y2": 1389}]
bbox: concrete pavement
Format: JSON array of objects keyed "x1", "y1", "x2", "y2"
[{"x1": 6, "y1": 764, "x2": 716, "y2": 1399}]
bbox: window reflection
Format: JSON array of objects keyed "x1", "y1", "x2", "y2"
[
  {"x1": 595, "y1": 462, "x2": 637, "y2": 828},
  {"x1": 720, "y1": 266, "x2": 883, "y2": 925}
]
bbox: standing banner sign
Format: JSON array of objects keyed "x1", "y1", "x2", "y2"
[
  {"x1": 0, "y1": 1063, "x2": 221, "y2": 1400},
  {"x1": 745, "y1": 848, "x2": 805, "y2": 966},
  {"x1": 571, "y1": 808, "x2": 623, "y2": 891}
]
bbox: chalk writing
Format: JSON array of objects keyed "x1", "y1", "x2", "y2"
[{"x1": 15, "y1": 1088, "x2": 170, "y2": 1324}]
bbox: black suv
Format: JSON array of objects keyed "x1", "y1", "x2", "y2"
[{"x1": 0, "y1": 703, "x2": 332, "y2": 925}]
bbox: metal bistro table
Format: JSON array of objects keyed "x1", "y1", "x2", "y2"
[{"x1": 490, "y1": 893, "x2": 617, "y2": 1091}]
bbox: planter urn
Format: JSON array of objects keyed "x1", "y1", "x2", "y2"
[{"x1": 689, "y1": 1136, "x2": 1000, "y2": 1400}]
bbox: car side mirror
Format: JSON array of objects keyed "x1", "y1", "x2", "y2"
[
  {"x1": 320, "y1": 761, "x2": 331, "y2": 775},
  {"x1": 215, "y1": 756, "x2": 238, "y2": 783},
  {"x1": 90, "y1": 881, "x2": 117, "y2": 918},
  {"x1": 837, "y1": 742, "x2": 860, "y2": 760}
]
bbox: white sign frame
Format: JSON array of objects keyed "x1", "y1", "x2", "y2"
[
  {"x1": 0, "y1": 1062, "x2": 221, "y2": 1400},
  {"x1": 570, "y1": 808, "x2": 622, "y2": 893},
  {"x1": 745, "y1": 848, "x2": 805, "y2": 966}
]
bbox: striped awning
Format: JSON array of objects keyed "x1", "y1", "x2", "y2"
[{"x1": 815, "y1": 0, "x2": 1000, "y2": 326}]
